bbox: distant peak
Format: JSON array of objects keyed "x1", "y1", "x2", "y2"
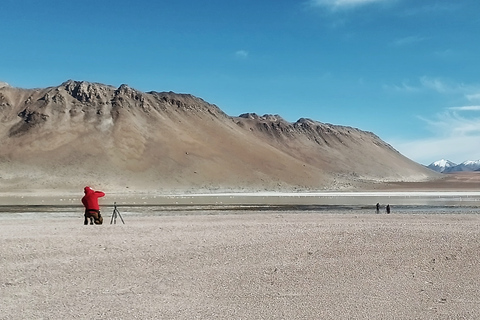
[
  {"x1": 60, "y1": 79, "x2": 114, "y2": 103},
  {"x1": 239, "y1": 113, "x2": 285, "y2": 122},
  {"x1": 432, "y1": 159, "x2": 456, "y2": 167},
  {"x1": 239, "y1": 113, "x2": 259, "y2": 119},
  {"x1": 296, "y1": 118, "x2": 316, "y2": 125},
  {"x1": 61, "y1": 79, "x2": 79, "y2": 86},
  {"x1": 117, "y1": 83, "x2": 131, "y2": 90},
  {"x1": 116, "y1": 83, "x2": 136, "y2": 94},
  {"x1": 262, "y1": 114, "x2": 285, "y2": 122},
  {"x1": 427, "y1": 159, "x2": 458, "y2": 173},
  {"x1": 61, "y1": 79, "x2": 91, "y2": 88},
  {"x1": 461, "y1": 159, "x2": 480, "y2": 165},
  {"x1": 61, "y1": 79, "x2": 115, "y2": 91}
]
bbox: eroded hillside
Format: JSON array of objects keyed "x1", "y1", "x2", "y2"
[{"x1": 0, "y1": 80, "x2": 439, "y2": 192}]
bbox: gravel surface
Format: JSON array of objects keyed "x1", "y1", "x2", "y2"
[{"x1": 1, "y1": 212, "x2": 480, "y2": 319}]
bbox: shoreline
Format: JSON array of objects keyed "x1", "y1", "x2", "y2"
[
  {"x1": 2, "y1": 190, "x2": 480, "y2": 207},
  {"x1": 1, "y1": 204, "x2": 479, "y2": 223}
]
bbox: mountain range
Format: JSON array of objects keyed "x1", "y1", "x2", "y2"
[
  {"x1": 427, "y1": 159, "x2": 480, "y2": 173},
  {"x1": 0, "y1": 80, "x2": 440, "y2": 193}
]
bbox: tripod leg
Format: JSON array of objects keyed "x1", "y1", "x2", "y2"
[
  {"x1": 116, "y1": 209, "x2": 125, "y2": 224},
  {"x1": 110, "y1": 209, "x2": 116, "y2": 224}
]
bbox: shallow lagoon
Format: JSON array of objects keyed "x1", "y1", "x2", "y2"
[
  {"x1": 1, "y1": 191, "x2": 480, "y2": 219},
  {"x1": 3, "y1": 191, "x2": 480, "y2": 206}
]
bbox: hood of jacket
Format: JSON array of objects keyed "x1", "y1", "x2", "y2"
[{"x1": 84, "y1": 186, "x2": 94, "y2": 195}]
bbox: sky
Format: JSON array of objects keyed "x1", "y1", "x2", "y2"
[{"x1": 1, "y1": 0, "x2": 480, "y2": 165}]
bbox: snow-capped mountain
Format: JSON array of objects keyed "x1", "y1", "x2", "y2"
[
  {"x1": 427, "y1": 159, "x2": 457, "y2": 173},
  {"x1": 428, "y1": 159, "x2": 480, "y2": 173},
  {"x1": 447, "y1": 160, "x2": 480, "y2": 173}
]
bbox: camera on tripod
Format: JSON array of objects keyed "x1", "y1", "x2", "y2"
[{"x1": 110, "y1": 202, "x2": 125, "y2": 224}]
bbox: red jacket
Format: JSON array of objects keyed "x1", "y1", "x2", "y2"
[{"x1": 81, "y1": 186, "x2": 105, "y2": 211}]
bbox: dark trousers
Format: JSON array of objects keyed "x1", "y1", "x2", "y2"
[{"x1": 84, "y1": 209, "x2": 103, "y2": 225}]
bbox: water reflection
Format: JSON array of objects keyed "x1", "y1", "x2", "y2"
[
  {"x1": 1, "y1": 191, "x2": 480, "y2": 219},
  {"x1": 0, "y1": 205, "x2": 478, "y2": 221}
]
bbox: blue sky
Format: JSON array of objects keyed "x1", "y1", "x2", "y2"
[{"x1": 1, "y1": 0, "x2": 480, "y2": 165}]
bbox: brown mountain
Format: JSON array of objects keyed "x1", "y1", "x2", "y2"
[{"x1": 0, "y1": 80, "x2": 439, "y2": 193}]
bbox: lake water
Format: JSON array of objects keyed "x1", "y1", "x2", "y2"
[{"x1": 1, "y1": 191, "x2": 480, "y2": 219}]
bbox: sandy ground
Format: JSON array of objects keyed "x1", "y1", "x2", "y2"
[{"x1": 1, "y1": 211, "x2": 480, "y2": 319}]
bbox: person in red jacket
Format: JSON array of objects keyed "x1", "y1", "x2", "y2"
[{"x1": 82, "y1": 186, "x2": 105, "y2": 225}]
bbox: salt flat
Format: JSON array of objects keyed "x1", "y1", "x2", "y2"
[
  {"x1": 1, "y1": 212, "x2": 480, "y2": 319},
  {"x1": 2, "y1": 182, "x2": 480, "y2": 319}
]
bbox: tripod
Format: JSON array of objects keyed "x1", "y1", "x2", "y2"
[{"x1": 110, "y1": 202, "x2": 125, "y2": 224}]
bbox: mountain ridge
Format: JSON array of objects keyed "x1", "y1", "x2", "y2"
[
  {"x1": 0, "y1": 80, "x2": 440, "y2": 193},
  {"x1": 428, "y1": 159, "x2": 480, "y2": 173}
]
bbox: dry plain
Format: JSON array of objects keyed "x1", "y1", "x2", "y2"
[
  {"x1": 1, "y1": 211, "x2": 480, "y2": 320},
  {"x1": 1, "y1": 174, "x2": 480, "y2": 319}
]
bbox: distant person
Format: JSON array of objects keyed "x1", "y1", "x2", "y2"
[
  {"x1": 386, "y1": 204, "x2": 391, "y2": 214},
  {"x1": 376, "y1": 203, "x2": 380, "y2": 214},
  {"x1": 82, "y1": 186, "x2": 105, "y2": 225}
]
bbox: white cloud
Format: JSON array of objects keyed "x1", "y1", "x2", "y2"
[
  {"x1": 386, "y1": 77, "x2": 480, "y2": 99},
  {"x1": 466, "y1": 93, "x2": 480, "y2": 101},
  {"x1": 420, "y1": 78, "x2": 480, "y2": 102},
  {"x1": 235, "y1": 50, "x2": 249, "y2": 59},
  {"x1": 428, "y1": 110, "x2": 480, "y2": 136},
  {"x1": 434, "y1": 49, "x2": 456, "y2": 59},
  {"x1": 384, "y1": 79, "x2": 480, "y2": 164},
  {"x1": 419, "y1": 76, "x2": 451, "y2": 94},
  {"x1": 391, "y1": 107, "x2": 480, "y2": 164},
  {"x1": 308, "y1": 0, "x2": 392, "y2": 10},
  {"x1": 449, "y1": 105, "x2": 480, "y2": 111},
  {"x1": 382, "y1": 81, "x2": 420, "y2": 93},
  {"x1": 392, "y1": 35, "x2": 425, "y2": 47},
  {"x1": 402, "y1": 3, "x2": 459, "y2": 16},
  {"x1": 392, "y1": 135, "x2": 480, "y2": 165}
]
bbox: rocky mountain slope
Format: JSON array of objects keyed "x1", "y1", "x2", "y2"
[{"x1": 0, "y1": 80, "x2": 439, "y2": 193}]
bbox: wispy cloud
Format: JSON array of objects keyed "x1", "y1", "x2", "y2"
[
  {"x1": 402, "y1": 3, "x2": 459, "y2": 16},
  {"x1": 434, "y1": 49, "x2": 456, "y2": 59},
  {"x1": 419, "y1": 76, "x2": 452, "y2": 94},
  {"x1": 466, "y1": 93, "x2": 480, "y2": 101},
  {"x1": 386, "y1": 77, "x2": 480, "y2": 98},
  {"x1": 307, "y1": 0, "x2": 392, "y2": 10},
  {"x1": 420, "y1": 77, "x2": 480, "y2": 100},
  {"x1": 385, "y1": 78, "x2": 480, "y2": 163},
  {"x1": 449, "y1": 105, "x2": 480, "y2": 111},
  {"x1": 382, "y1": 80, "x2": 420, "y2": 93},
  {"x1": 392, "y1": 35, "x2": 425, "y2": 47},
  {"x1": 422, "y1": 108, "x2": 480, "y2": 136},
  {"x1": 235, "y1": 50, "x2": 249, "y2": 59},
  {"x1": 392, "y1": 135, "x2": 480, "y2": 165},
  {"x1": 391, "y1": 106, "x2": 480, "y2": 164}
]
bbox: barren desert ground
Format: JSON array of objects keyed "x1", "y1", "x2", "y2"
[
  {"x1": 1, "y1": 211, "x2": 480, "y2": 320},
  {"x1": 1, "y1": 204, "x2": 480, "y2": 318},
  {"x1": 2, "y1": 174, "x2": 480, "y2": 319}
]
